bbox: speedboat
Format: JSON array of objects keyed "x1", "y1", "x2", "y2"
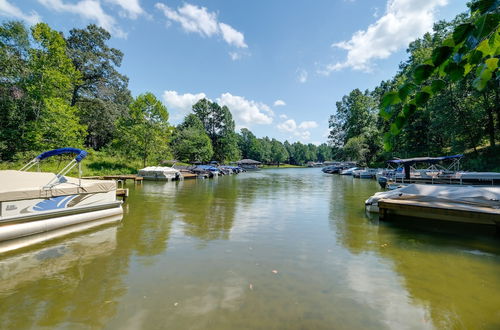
[{"x1": 0, "y1": 148, "x2": 123, "y2": 251}]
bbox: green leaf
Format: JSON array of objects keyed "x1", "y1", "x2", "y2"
[
  {"x1": 380, "y1": 91, "x2": 401, "y2": 108},
  {"x1": 432, "y1": 46, "x2": 453, "y2": 67},
  {"x1": 431, "y1": 79, "x2": 446, "y2": 93},
  {"x1": 469, "y1": 50, "x2": 484, "y2": 64},
  {"x1": 476, "y1": 39, "x2": 491, "y2": 57},
  {"x1": 398, "y1": 83, "x2": 416, "y2": 101},
  {"x1": 442, "y1": 37, "x2": 455, "y2": 47},
  {"x1": 415, "y1": 91, "x2": 431, "y2": 106},
  {"x1": 473, "y1": 64, "x2": 493, "y2": 91},
  {"x1": 474, "y1": 13, "x2": 500, "y2": 40},
  {"x1": 470, "y1": 0, "x2": 498, "y2": 14},
  {"x1": 444, "y1": 62, "x2": 465, "y2": 81},
  {"x1": 414, "y1": 64, "x2": 435, "y2": 84},
  {"x1": 485, "y1": 57, "x2": 499, "y2": 71},
  {"x1": 379, "y1": 106, "x2": 393, "y2": 120},
  {"x1": 453, "y1": 23, "x2": 474, "y2": 44},
  {"x1": 488, "y1": 26, "x2": 499, "y2": 49},
  {"x1": 464, "y1": 63, "x2": 473, "y2": 76},
  {"x1": 383, "y1": 132, "x2": 393, "y2": 151},
  {"x1": 402, "y1": 103, "x2": 417, "y2": 117}
]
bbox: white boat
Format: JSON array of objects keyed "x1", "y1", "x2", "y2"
[
  {"x1": 0, "y1": 148, "x2": 123, "y2": 251},
  {"x1": 365, "y1": 184, "x2": 500, "y2": 214},
  {"x1": 340, "y1": 167, "x2": 360, "y2": 175},
  {"x1": 357, "y1": 168, "x2": 379, "y2": 179},
  {"x1": 138, "y1": 166, "x2": 181, "y2": 181}
]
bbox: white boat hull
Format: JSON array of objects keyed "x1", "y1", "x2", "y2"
[{"x1": 0, "y1": 190, "x2": 123, "y2": 250}]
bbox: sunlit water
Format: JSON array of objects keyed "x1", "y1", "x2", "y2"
[{"x1": 1, "y1": 168, "x2": 500, "y2": 329}]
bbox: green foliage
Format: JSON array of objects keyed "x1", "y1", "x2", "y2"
[
  {"x1": 114, "y1": 93, "x2": 171, "y2": 167},
  {"x1": 66, "y1": 24, "x2": 132, "y2": 149},
  {"x1": 173, "y1": 114, "x2": 213, "y2": 163},
  {"x1": 379, "y1": 0, "x2": 500, "y2": 150},
  {"x1": 192, "y1": 98, "x2": 239, "y2": 162}
]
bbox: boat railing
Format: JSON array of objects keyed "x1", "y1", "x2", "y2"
[{"x1": 19, "y1": 148, "x2": 88, "y2": 189}]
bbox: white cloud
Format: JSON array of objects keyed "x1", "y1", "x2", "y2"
[
  {"x1": 277, "y1": 119, "x2": 297, "y2": 132},
  {"x1": 38, "y1": 0, "x2": 126, "y2": 38},
  {"x1": 298, "y1": 121, "x2": 318, "y2": 129},
  {"x1": 277, "y1": 119, "x2": 316, "y2": 141},
  {"x1": 164, "y1": 91, "x2": 274, "y2": 127},
  {"x1": 274, "y1": 99, "x2": 286, "y2": 107},
  {"x1": 155, "y1": 2, "x2": 247, "y2": 48},
  {"x1": 229, "y1": 52, "x2": 241, "y2": 60},
  {"x1": 217, "y1": 93, "x2": 273, "y2": 126},
  {"x1": 219, "y1": 22, "x2": 247, "y2": 48},
  {"x1": 162, "y1": 90, "x2": 206, "y2": 118},
  {"x1": 297, "y1": 68, "x2": 308, "y2": 83},
  {"x1": 320, "y1": 0, "x2": 448, "y2": 74},
  {"x1": 105, "y1": 0, "x2": 145, "y2": 19},
  {"x1": 0, "y1": 0, "x2": 40, "y2": 24},
  {"x1": 279, "y1": 114, "x2": 288, "y2": 119}
]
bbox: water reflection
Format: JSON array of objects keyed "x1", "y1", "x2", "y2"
[
  {"x1": 173, "y1": 178, "x2": 239, "y2": 241},
  {"x1": 328, "y1": 174, "x2": 500, "y2": 329},
  {"x1": 0, "y1": 224, "x2": 123, "y2": 329},
  {"x1": 0, "y1": 169, "x2": 499, "y2": 329}
]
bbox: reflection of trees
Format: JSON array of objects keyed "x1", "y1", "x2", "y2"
[
  {"x1": 174, "y1": 177, "x2": 239, "y2": 241},
  {"x1": 328, "y1": 176, "x2": 380, "y2": 254},
  {"x1": 0, "y1": 182, "x2": 175, "y2": 328},
  {"x1": 0, "y1": 226, "x2": 125, "y2": 329},
  {"x1": 327, "y1": 175, "x2": 500, "y2": 329},
  {"x1": 376, "y1": 234, "x2": 500, "y2": 329}
]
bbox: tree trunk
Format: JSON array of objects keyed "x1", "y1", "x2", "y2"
[{"x1": 71, "y1": 85, "x2": 81, "y2": 107}]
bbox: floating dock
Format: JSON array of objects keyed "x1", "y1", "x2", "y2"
[{"x1": 378, "y1": 199, "x2": 500, "y2": 228}]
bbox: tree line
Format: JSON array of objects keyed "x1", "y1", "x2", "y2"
[
  {"x1": 328, "y1": 0, "x2": 499, "y2": 168},
  {"x1": 0, "y1": 21, "x2": 331, "y2": 167}
]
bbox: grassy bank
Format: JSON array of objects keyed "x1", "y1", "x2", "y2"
[{"x1": 0, "y1": 151, "x2": 142, "y2": 176}]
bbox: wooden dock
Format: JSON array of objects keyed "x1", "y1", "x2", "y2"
[
  {"x1": 83, "y1": 175, "x2": 143, "y2": 184},
  {"x1": 378, "y1": 199, "x2": 500, "y2": 227},
  {"x1": 116, "y1": 188, "x2": 129, "y2": 201}
]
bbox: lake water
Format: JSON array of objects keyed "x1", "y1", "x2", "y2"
[{"x1": 1, "y1": 168, "x2": 500, "y2": 329}]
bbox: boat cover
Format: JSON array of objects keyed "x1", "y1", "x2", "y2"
[
  {"x1": 138, "y1": 166, "x2": 180, "y2": 179},
  {"x1": 366, "y1": 184, "x2": 500, "y2": 209},
  {"x1": 0, "y1": 170, "x2": 116, "y2": 202},
  {"x1": 388, "y1": 155, "x2": 463, "y2": 165}
]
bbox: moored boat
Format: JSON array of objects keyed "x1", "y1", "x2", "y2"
[
  {"x1": 138, "y1": 166, "x2": 181, "y2": 181},
  {"x1": 365, "y1": 184, "x2": 500, "y2": 226},
  {"x1": 340, "y1": 167, "x2": 360, "y2": 175},
  {"x1": 0, "y1": 148, "x2": 123, "y2": 251}
]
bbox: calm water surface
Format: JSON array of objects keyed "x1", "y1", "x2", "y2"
[{"x1": 1, "y1": 168, "x2": 500, "y2": 329}]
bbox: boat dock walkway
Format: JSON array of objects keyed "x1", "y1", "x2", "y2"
[
  {"x1": 83, "y1": 175, "x2": 144, "y2": 184},
  {"x1": 378, "y1": 199, "x2": 500, "y2": 228}
]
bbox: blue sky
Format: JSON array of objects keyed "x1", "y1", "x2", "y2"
[{"x1": 1, "y1": 0, "x2": 467, "y2": 144}]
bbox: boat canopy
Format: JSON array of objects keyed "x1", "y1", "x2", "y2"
[
  {"x1": 0, "y1": 170, "x2": 116, "y2": 202},
  {"x1": 36, "y1": 148, "x2": 88, "y2": 163},
  {"x1": 388, "y1": 154, "x2": 463, "y2": 165}
]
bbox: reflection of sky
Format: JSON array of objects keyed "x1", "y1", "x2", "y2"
[
  {"x1": 228, "y1": 169, "x2": 434, "y2": 329},
  {"x1": 343, "y1": 253, "x2": 433, "y2": 329}
]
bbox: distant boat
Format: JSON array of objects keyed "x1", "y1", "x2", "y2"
[
  {"x1": 340, "y1": 167, "x2": 360, "y2": 175},
  {"x1": 237, "y1": 159, "x2": 261, "y2": 170},
  {"x1": 138, "y1": 166, "x2": 181, "y2": 181}
]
